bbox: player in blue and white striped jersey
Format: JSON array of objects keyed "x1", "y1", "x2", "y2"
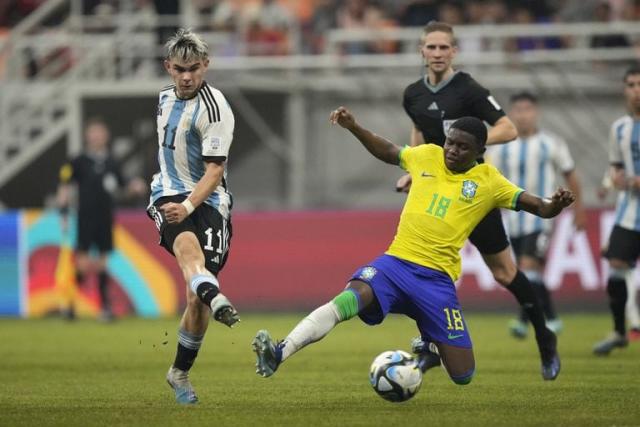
[
  {"x1": 146, "y1": 29, "x2": 238, "y2": 404},
  {"x1": 594, "y1": 66, "x2": 640, "y2": 355},
  {"x1": 487, "y1": 92, "x2": 585, "y2": 339}
]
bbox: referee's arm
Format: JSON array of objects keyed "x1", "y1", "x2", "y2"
[
  {"x1": 486, "y1": 116, "x2": 518, "y2": 146},
  {"x1": 410, "y1": 126, "x2": 425, "y2": 147}
]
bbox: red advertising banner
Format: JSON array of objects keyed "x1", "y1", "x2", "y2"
[
  {"x1": 18, "y1": 208, "x2": 619, "y2": 317},
  {"x1": 219, "y1": 209, "x2": 614, "y2": 312}
]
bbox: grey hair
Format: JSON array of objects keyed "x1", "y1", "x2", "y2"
[{"x1": 165, "y1": 28, "x2": 209, "y2": 62}]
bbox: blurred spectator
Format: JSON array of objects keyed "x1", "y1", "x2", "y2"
[
  {"x1": 481, "y1": 0, "x2": 509, "y2": 24},
  {"x1": 336, "y1": 0, "x2": 372, "y2": 54},
  {"x1": 303, "y1": 0, "x2": 338, "y2": 54},
  {"x1": 510, "y1": 7, "x2": 543, "y2": 51},
  {"x1": 437, "y1": 2, "x2": 464, "y2": 25},
  {"x1": 336, "y1": 0, "x2": 396, "y2": 54},
  {"x1": 466, "y1": 1, "x2": 488, "y2": 24},
  {"x1": 0, "y1": 1, "x2": 16, "y2": 28},
  {"x1": 504, "y1": 0, "x2": 553, "y2": 20},
  {"x1": 211, "y1": 0, "x2": 244, "y2": 32},
  {"x1": 589, "y1": 1, "x2": 630, "y2": 48},
  {"x1": 154, "y1": 0, "x2": 179, "y2": 56},
  {"x1": 0, "y1": 0, "x2": 46, "y2": 27},
  {"x1": 0, "y1": 29, "x2": 8, "y2": 79},
  {"x1": 555, "y1": 0, "x2": 601, "y2": 22},
  {"x1": 245, "y1": 0, "x2": 294, "y2": 55},
  {"x1": 625, "y1": 0, "x2": 640, "y2": 21},
  {"x1": 398, "y1": 0, "x2": 439, "y2": 27}
]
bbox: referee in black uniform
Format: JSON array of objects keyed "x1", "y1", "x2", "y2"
[
  {"x1": 400, "y1": 22, "x2": 560, "y2": 381},
  {"x1": 58, "y1": 117, "x2": 145, "y2": 321}
]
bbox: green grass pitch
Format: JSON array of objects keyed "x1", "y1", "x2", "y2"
[{"x1": 1, "y1": 313, "x2": 639, "y2": 426}]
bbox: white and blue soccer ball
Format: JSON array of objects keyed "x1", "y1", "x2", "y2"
[{"x1": 369, "y1": 350, "x2": 423, "y2": 402}]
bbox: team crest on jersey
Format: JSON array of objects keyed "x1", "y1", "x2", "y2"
[
  {"x1": 461, "y1": 180, "x2": 478, "y2": 200},
  {"x1": 359, "y1": 266, "x2": 377, "y2": 280}
]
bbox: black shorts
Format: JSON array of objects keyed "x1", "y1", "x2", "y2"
[
  {"x1": 76, "y1": 214, "x2": 113, "y2": 253},
  {"x1": 510, "y1": 231, "x2": 550, "y2": 262},
  {"x1": 605, "y1": 225, "x2": 640, "y2": 264},
  {"x1": 148, "y1": 195, "x2": 232, "y2": 275},
  {"x1": 468, "y1": 208, "x2": 510, "y2": 255}
]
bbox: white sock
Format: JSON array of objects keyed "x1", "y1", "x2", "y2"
[{"x1": 281, "y1": 301, "x2": 342, "y2": 362}]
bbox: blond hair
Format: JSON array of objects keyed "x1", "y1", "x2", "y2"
[{"x1": 165, "y1": 28, "x2": 209, "y2": 62}]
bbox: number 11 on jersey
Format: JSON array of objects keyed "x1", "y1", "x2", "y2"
[{"x1": 162, "y1": 123, "x2": 177, "y2": 150}]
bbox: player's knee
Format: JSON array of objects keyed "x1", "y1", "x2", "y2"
[
  {"x1": 450, "y1": 368, "x2": 475, "y2": 386},
  {"x1": 332, "y1": 289, "x2": 360, "y2": 321},
  {"x1": 492, "y1": 267, "x2": 515, "y2": 287},
  {"x1": 608, "y1": 266, "x2": 628, "y2": 281},
  {"x1": 487, "y1": 260, "x2": 517, "y2": 286}
]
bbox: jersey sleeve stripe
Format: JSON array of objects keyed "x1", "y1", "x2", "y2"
[
  {"x1": 201, "y1": 85, "x2": 221, "y2": 123},
  {"x1": 511, "y1": 190, "x2": 524, "y2": 210},
  {"x1": 205, "y1": 85, "x2": 222, "y2": 122},
  {"x1": 200, "y1": 87, "x2": 217, "y2": 123},
  {"x1": 399, "y1": 145, "x2": 409, "y2": 170},
  {"x1": 199, "y1": 93, "x2": 214, "y2": 123}
]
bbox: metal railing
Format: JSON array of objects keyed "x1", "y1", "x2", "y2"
[{"x1": 0, "y1": 0, "x2": 638, "y2": 204}]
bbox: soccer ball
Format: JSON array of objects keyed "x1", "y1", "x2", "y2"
[{"x1": 369, "y1": 350, "x2": 422, "y2": 402}]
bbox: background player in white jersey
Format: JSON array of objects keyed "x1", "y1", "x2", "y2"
[
  {"x1": 594, "y1": 66, "x2": 640, "y2": 355},
  {"x1": 598, "y1": 171, "x2": 640, "y2": 341},
  {"x1": 146, "y1": 29, "x2": 239, "y2": 404},
  {"x1": 487, "y1": 92, "x2": 586, "y2": 338}
]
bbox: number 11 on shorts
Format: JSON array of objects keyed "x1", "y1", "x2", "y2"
[{"x1": 444, "y1": 308, "x2": 464, "y2": 331}]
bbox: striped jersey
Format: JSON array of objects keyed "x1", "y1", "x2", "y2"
[
  {"x1": 149, "y1": 82, "x2": 235, "y2": 219},
  {"x1": 609, "y1": 115, "x2": 640, "y2": 231},
  {"x1": 486, "y1": 130, "x2": 574, "y2": 237}
]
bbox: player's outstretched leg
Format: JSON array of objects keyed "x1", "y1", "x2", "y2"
[
  {"x1": 253, "y1": 288, "x2": 361, "y2": 377},
  {"x1": 410, "y1": 337, "x2": 441, "y2": 373}
]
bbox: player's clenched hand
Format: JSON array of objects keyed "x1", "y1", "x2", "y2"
[
  {"x1": 330, "y1": 106, "x2": 356, "y2": 129},
  {"x1": 160, "y1": 202, "x2": 189, "y2": 224},
  {"x1": 395, "y1": 173, "x2": 412, "y2": 193},
  {"x1": 550, "y1": 187, "x2": 575, "y2": 208}
]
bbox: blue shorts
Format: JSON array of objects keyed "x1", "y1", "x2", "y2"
[{"x1": 350, "y1": 254, "x2": 472, "y2": 349}]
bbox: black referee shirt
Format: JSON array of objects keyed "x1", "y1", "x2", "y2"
[
  {"x1": 403, "y1": 70, "x2": 505, "y2": 147},
  {"x1": 68, "y1": 153, "x2": 124, "y2": 218}
]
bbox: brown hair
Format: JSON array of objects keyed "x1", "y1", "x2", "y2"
[
  {"x1": 422, "y1": 21, "x2": 456, "y2": 45},
  {"x1": 624, "y1": 65, "x2": 640, "y2": 82}
]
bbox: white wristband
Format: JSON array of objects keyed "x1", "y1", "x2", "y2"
[{"x1": 181, "y1": 199, "x2": 195, "y2": 215}]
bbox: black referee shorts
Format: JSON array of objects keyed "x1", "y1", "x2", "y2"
[
  {"x1": 510, "y1": 231, "x2": 550, "y2": 262},
  {"x1": 468, "y1": 208, "x2": 511, "y2": 255},
  {"x1": 605, "y1": 225, "x2": 640, "y2": 264},
  {"x1": 76, "y1": 213, "x2": 113, "y2": 253},
  {"x1": 148, "y1": 195, "x2": 232, "y2": 275}
]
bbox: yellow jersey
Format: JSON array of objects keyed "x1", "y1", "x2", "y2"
[{"x1": 386, "y1": 144, "x2": 523, "y2": 281}]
